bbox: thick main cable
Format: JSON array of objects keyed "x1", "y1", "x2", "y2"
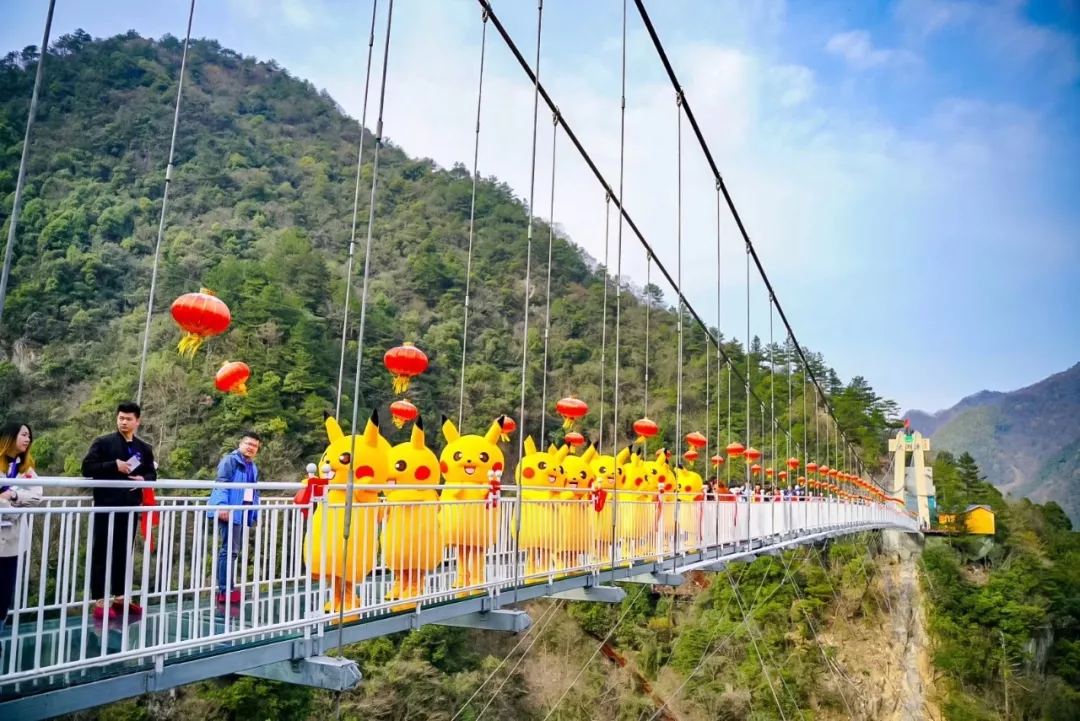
[
  {"x1": 633, "y1": 0, "x2": 868, "y2": 469},
  {"x1": 335, "y1": 0, "x2": 381, "y2": 419},
  {"x1": 135, "y1": 0, "x2": 195, "y2": 404}
]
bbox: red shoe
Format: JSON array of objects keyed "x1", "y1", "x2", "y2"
[
  {"x1": 229, "y1": 589, "x2": 242, "y2": 604},
  {"x1": 112, "y1": 598, "x2": 143, "y2": 616},
  {"x1": 216, "y1": 592, "x2": 227, "y2": 604},
  {"x1": 92, "y1": 601, "x2": 117, "y2": 620}
]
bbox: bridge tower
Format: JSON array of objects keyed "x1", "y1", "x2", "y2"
[{"x1": 888, "y1": 421, "x2": 934, "y2": 528}]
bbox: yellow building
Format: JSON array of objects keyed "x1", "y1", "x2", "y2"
[{"x1": 938, "y1": 504, "x2": 996, "y2": 535}]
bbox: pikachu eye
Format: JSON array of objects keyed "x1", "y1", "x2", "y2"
[
  {"x1": 338, "y1": 453, "x2": 351, "y2": 465},
  {"x1": 479, "y1": 451, "x2": 490, "y2": 463},
  {"x1": 580, "y1": 471, "x2": 587, "y2": 480},
  {"x1": 598, "y1": 466, "x2": 607, "y2": 474},
  {"x1": 538, "y1": 461, "x2": 548, "y2": 470},
  {"x1": 453, "y1": 451, "x2": 463, "y2": 461},
  {"x1": 394, "y1": 460, "x2": 407, "y2": 472}
]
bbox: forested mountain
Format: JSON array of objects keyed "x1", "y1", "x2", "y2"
[
  {"x1": 906, "y1": 363, "x2": 1080, "y2": 523},
  {"x1": 0, "y1": 30, "x2": 898, "y2": 481}
]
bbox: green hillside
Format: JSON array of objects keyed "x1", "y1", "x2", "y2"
[
  {"x1": 0, "y1": 31, "x2": 898, "y2": 479},
  {"x1": 932, "y1": 363, "x2": 1080, "y2": 523}
]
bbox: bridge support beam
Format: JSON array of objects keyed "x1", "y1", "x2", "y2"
[
  {"x1": 434, "y1": 610, "x2": 533, "y2": 633},
  {"x1": 239, "y1": 655, "x2": 362, "y2": 692},
  {"x1": 548, "y1": 585, "x2": 626, "y2": 604},
  {"x1": 624, "y1": 572, "x2": 685, "y2": 587}
]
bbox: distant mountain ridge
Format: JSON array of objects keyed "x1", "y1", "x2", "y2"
[{"x1": 903, "y1": 363, "x2": 1080, "y2": 523}]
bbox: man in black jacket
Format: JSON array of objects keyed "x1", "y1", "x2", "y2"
[{"x1": 82, "y1": 401, "x2": 156, "y2": 619}]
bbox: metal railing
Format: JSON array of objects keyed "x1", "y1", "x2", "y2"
[{"x1": 0, "y1": 477, "x2": 917, "y2": 691}]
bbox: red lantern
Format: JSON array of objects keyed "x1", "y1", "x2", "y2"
[
  {"x1": 384, "y1": 342, "x2": 428, "y2": 395},
  {"x1": 556, "y1": 396, "x2": 589, "y2": 430},
  {"x1": 565, "y1": 431, "x2": 586, "y2": 451},
  {"x1": 765, "y1": 467, "x2": 774, "y2": 479},
  {"x1": 750, "y1": 464, "x2": 762, "y2": 475},
  {"x1": 685, "y1": 432, "x2": 707, "y2": 449},
  {"x1": 171, "y1": 288, "x2": 231, "y2": 358},
  {"x1": 389, "y1": 399, "x2": 418, "y2": 429},
  {"x1": 744, "y1": 447, "x2": 761, "y2": 463},
  {"x1": 726, "y1": 442, "x2": 745, "y2": 458},
  {"x1": 711, "y1": 455, "x2": 725, "y2": 467},
  {"x1": 819, "y1": 465, "x2": 830, "y2": 476},
  {"x1": 633, "y1": 417, "x2": 659, "y2": 444},
  {"x1": 806, "y1": 462, "x2": 818, "y2": 474},
  {"x1": 778, "y1": 471, "x2": 788, "y2": 481},
  {"x1": 786, "y1": 457, "x2": 799, "y2": 470},
  {"x1": 829, "y1": 468, "x2": 839, "y2": 478},
  {"x1": 500, "y1": 416, "x2": 516, "y2": 443},
  {"x1": 215, "y1": 361, "x2": 250, "y2": 395},
  {"x1": 798, "y1": 476, "x2": 806, "y2": 486},
  {"x1": 684, "y1": 449, "x2": 699, "y2": 464}
]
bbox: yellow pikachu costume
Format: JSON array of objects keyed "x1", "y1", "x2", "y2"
[
  {"x1": 589, "y1": 446, "x2": 630, "y2": 564},
  {"x1": 557, "y1": 443, "x2": 596, "y2": 573},
  {"x1": 439, "y1": 416, "x2": 506, "y2": 592},
  {"x1": 641, "y1": 451, "x2": 671, "y2": 559},
  {"x1": 382, "y1": 417, "x2": 443, "y2": 607},
  {"x1": 306, "y1": 411, "x2": 387, "y2": 614},
  {"x1": 515, "y1": 437, "x2": 569, "y2": 578},
  {"x1": 676, "y1": 466, "x2": 705, "y2": 551},
  {"x1": 618, "y1": 453, "x2": 648, "y2": 562}
]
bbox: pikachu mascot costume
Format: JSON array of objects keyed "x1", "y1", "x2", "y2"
[
  {"x1": 618, "y1": 452, "x2": 648, "y2": 563},
  {"x1": 676, "y1": 466, "x2": 705, "y2": 551},
  {"x1": 588, "y1": 446, "x2": 630, "y2": 565},
  {"x1": 641, "y1": 450, "x2": 671, "y2": 559},
  {"x1": 439, "y1": 416, "x2": 507, "y2": 592},
  {"x1": 305, "y1": 411, "x2": 388, "y2": 614},
  {"x1": 514, "y1": 438, "x2": 569, "y2": 578},
  {"x1": 557, "y1": 443, "x2": 597, "y2": 574},
  {"x1": 382, "y1": 417, "x2": 444, "y2": 608}
]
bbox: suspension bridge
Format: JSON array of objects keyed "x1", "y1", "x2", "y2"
[{"x1": 1, "y1": 1, "x2": 923, "y2": 719}]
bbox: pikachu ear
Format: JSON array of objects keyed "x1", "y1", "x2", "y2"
[
  {"x1": 582, "y1": 444, "x2": 598, "y2": 464},
  {"x1": 362, "y1": 409, "x2": 381, "y2": 448},
  {"x1": 524, "y1": 436, "x2": 538, "y2": 456},
  {"x1": 325, "y1": 415, "x2": 345, "y2": 444},
  {"x1": 616, "y1": 447, "x2": 631, "y2": 466},
  {"x1": 442, "y1": 415, "x2": 460, "y2": 443},
  {"x1": 547, "y1": 443, "x2": 558, "y2": 455},
  {"x1": 555, "y1": 444, "x2": 570, "y2": 463},
  {"x1": 484, "y1": 418, "x2": 503, "y2": 445},
  {"x1": 411, "y1": 418, "x2": 426, "y2": 450}
]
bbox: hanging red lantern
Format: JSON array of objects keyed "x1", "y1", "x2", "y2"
[
  {"x1": 711, "y1": 455, "x2": 725, "y2": 467},
  {"x1": 556, "y1": 396, "x2": 589, "y2": 430},
  {"x1": 500, "y1": 416, "x2": 516, "y2": 443},
  {"x1": 171, "y1": 288, "x2": 231, "y2": 358},
  {"x1": 215, "y1": 361, "x2": 250, "y2": 395},
  {"x1": 683, "y1": 449, "x2": 699, "y2": 464},
  {"x1": 786, "y1": 457, "x2": 800, "y2": 470},
  {"x1": 685, "y1": 432, "x2": 707, "y2": 449},
  {"x1": 778, "y1": 470, "x2": 788, "y2": 481},
  {"x1": 726, "y1": 442, "x2": 745, "y2": 458},
  {"x1": 389, "y1": 399, "x2": 418, "y2": 429},
  {"x1": 806, "y1": 461, "x2": 818, "y2": 474},
  {"x1": 384, "y1": 342, "x2": 428, "y2": 395},
  {"x1": 819, "y1": 465, "x2": 830, "y2": 477},
  {"x1": 750, "y1": 464, "x2": 762, "y2": 475},
  {"x1": 565, "y1": 431, "x2": 586, "y2": 451},
  {"x1": 829, "y1": 468, "x2": 839, "y2": 478},
  {"x1": 633, "y1": 417, "x2": 659, "y2": 444},
  {"x1": 797, "y1": 476, "x2": 806, "y2": 486},
  {"x1": 765, "y1": 467, "x2": 774, "y2": 479},
  {"x1": 744, "y1": 447, "x2": 762, "y2": 463}
]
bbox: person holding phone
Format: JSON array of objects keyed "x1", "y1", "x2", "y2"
[
  {"x1": 207, "y1": 432, "x2": 261, "y2": 604},
  {"x1": 0, "y1": 421, "x2": 43, "y2": 635},
  {"x1": 81, "y1": 401, "x2": 156, "y2": 619}
]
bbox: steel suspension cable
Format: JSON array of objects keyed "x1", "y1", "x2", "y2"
[
  {"x1": 674, "y1": 95, "x2": 683, "y2": 455},
  {"x1": 769, "y1": 296, "x2": 776, "y2": 481},
  {"x1": 476, "y1": 0, "x2": 772, "y2": 430},
  {"x1": 340, "y1": 0, "x2": 394, "y2": 639},
  {"x1": 335, "y1": 0, "x2": 380, "y2": 419},
  {"x1": 135, "y1": 0, "x2": 195, "y2": 404},
  {"x1": 632, "y1": 0, "x2": 868, "y2": 472},
  {"x1": 715, "y1": 188, "x2": 723, "y2": 487},
  {"x1": 512, "y1": 0, "x2": 545, "y2": 594},
  {"x1": 643, "y1": 252, "x2": 651, "y2": 431},
  {"x1": 0, "y1": 0, "x2": 56, "y2": 331},
  {"x1": 539, "y1": 114, "x2": 558, "y2": 442},
  {"x1": 456, "y1": 8, "x2": 489, "y2": 428},
  {"x1": 745, "y1": 243, "x2": 751, "y2": 486},
  {"x1": 598, "y1": 193, "x2": 611, "y2": 453}
]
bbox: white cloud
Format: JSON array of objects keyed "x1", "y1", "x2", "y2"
[
  {"x1": 226, "y1": 0, "x2": 323, "y2": 31},
  {"x1": 825, "y1": 30, "x2": 920, "y2": 69}
]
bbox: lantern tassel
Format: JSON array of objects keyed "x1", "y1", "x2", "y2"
[
  {"x1": 562, "y1": 416, "x2": 574, "y2": 431},
  {"x1": 500, "y1": 432, "x2": 510, "y2": 443},
  {"x1": 177, "y1": 333, "x2": 205, "y2": 359},
  {"x1": 391, "y1": 415, "x2": 406, "y2": 429},
  {"x1": 234, "y1": 381, "x2": 248, "y2": 396},
  {"x1": 392, "y1": 375, "x2": 410, "y2": 395}
]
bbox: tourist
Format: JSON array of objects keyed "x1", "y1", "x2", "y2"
[
  {"x1": 0, "y1": 421, "x2": 42, "y2": 635},
  {"x1": 208, "y1": 432, "x2": 261, "y2": 604}
]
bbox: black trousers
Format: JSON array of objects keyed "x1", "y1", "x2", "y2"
[
  {"x1": 0, "y1": 555, "x2": 18, "y2": 628},
  {"x1": 90, "y1": 510, "x2": 137, "y2": 600}
]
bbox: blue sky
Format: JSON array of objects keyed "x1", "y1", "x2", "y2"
[{"x1": 4, "y1": 0, "x2": 1079, "y2": 414}]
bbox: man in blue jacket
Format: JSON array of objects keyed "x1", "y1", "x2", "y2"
[{"x1": 208, "y1": 432, "x2": 261, "y2": 604}]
